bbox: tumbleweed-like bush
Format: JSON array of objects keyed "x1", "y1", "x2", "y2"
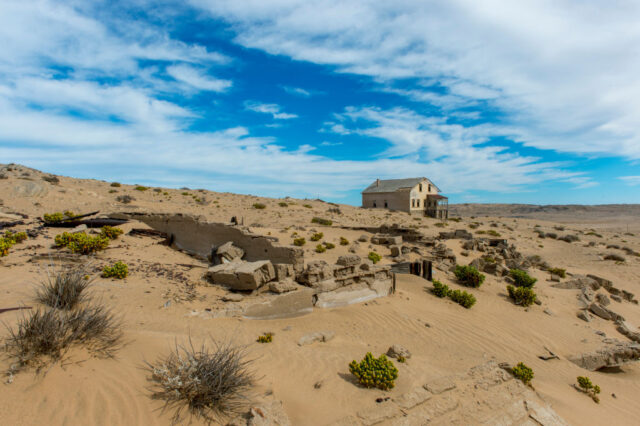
[
  {"x1": 146, "y1": 340, "x2": 255, "y2": 423},
  {"x1": 315, "y1": 244, "x2": 326, "y2": 253},
  {"x1": 4, "y1": 305, "x2": 122, "y2": 373},
  {"x1": 99, "y1": 226, "x2": 123, "y2": 240},
  {"x1": 35, "y1": 266, "x2": 92, "y2": 310},
  {"x1": 311, "y1": 217, "x2": 332, "y2": 226},
  {"x1": 349, "y1": 352, "x2": 398, "y2": 391},
  {"x1": 54, "y1": 232, "x2": 110, "y2": 254},
  {"x1": 511, "y1": 362, "x2": 534, "y2": 385},
  {"x1": 432, "y1": 280, "x2": 450, "y2": 298},
  {"x1": 509, "y1": 269, "x2": 537, "y2": 288},
  {"x1": 293, "y1": 237, "x2": 306, "y2": 246},
  {"x1": 368, "y1": 251, "x2": 381, "y2": 264},
  {"x1": 310, "y1": 232, "x2": 323, "y2": 242},
  {"x1": 340, "y1": 237, "x2": 349, "y2": 246},
  {"x1": 507, "y1": 285, "x2": 537, "y2": 307}
]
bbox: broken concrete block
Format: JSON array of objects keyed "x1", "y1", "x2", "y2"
[
  {"x1": 336, "y1": 254, "x2": 361, "y2": 267},
  {"x1": 274, "y1": 263, "x2": 294, "y2": 281},
  {"x1": 207, "y1": 260, "x2": 275, "y2": 290},
  {"x1": 216, "y1": 241, "x2": 244, "y2": 262},
  {"x1": 269, "y1": 279, "x2": 300, "y2": 294},
  {"x1": 297, "y1": 331, "x2": 335, "y2": 346},
  {"x1": 387, "y1": 344, "x2": 411, "y2": 359},
  {"x1": 389, "y1": 245, "x2": 401, "y2": 257},
  {"x1": 314, "y1": 287, "x2": 379, "y2": 308}
]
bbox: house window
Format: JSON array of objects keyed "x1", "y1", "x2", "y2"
[
  {"x1": 417, "y1": 199, "x2": 420, "y2": 207},
  {"x1": 384, "y1": 201, "x2": 388, "y2": 208},
  {"x1": 373, "y1": 201, "x2": 377, "y2": 207},
  {"x1": 411, "y1": 199, "x2": 414, "y2": 208},
  {"x1": 419, "y1": 184, "x2": 422, "y2": 192},
  {"x1": 428, "y1": 184, "x2": 432, "y2": 192}
]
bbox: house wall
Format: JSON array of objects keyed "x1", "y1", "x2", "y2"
[{"x1": 362, "y1": 188, "x2": 411, "y2": 213}]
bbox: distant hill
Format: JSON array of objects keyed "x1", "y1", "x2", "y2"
[{"x1": 449, "y1": 203, "x2": 640, "y2": 221}]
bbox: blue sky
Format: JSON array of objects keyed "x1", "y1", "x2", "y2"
[{"x1": 1, "y1": 1, "x2": 639, "y2": 205}]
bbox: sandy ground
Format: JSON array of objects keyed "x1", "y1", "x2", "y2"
[{"x1": 1, "y1": 164, "x2": 640, "y2": 425}]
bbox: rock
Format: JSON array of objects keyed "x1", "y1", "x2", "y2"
[
  {"x1": 273, "y1": 263, "x2": 294, "y2": 281},
  {"x1": 207, "y1": 260, "x2": 276, "y2": 290},
  {"x1": 387, "y1": 344, "x2": 411, "y2": 359},
  {"x1": 568, "y1": 342, "x2": 640, "y2": 371},
  {"x1": 371, "y1": 234, "x2": 402, "y2": 245},
  {"x1": 71, "y1": 224, "x2": 87, "y2": 233},
  {"x1": 596, "y1": 293, "x2": 610, "y2": 306},
  {"x1": 298, "y1": 260, "x2": 334, "y2": 286},
  {"x1": 424, "y1": 376, "x2": 456, "y2": 394},
  {"x1": 243, "y1": 289, "x2": 314, "y2": 320},
  {"x1": 589, "y1": 303, "x2": 612, "y2": 320},
  {"x1": 559, "y1": 234, "x2": 580, "y2": 243},
  {"x1": 549, "y1": 274, "x2": 561, "y2": 282},
  {"x1": 389, "y1": 245, "x2": 401, "y2": 257},
  {"x1": 552, "y1": 275, "x2": 599, "y2": 290},
  {"x1": 222, "y1": 293, "x2": 244, "y2": 302},
  {"x1": 269, "y1": 279, "x2": 300, "y2": 294},
  {"x1": 577, "y1": 310, "x2": 592, "y2": 322},
  {"x1": 544, "y1": 308, "x2": 553, "y2": 316},
  {"x1": 216, "y1": 241, "x2": 245, "y2": 263},
  {"x1": 297, "y1": 331, "x2": 335, "y2": 346},
  {"x1": 611, "y1": 294, "x2": 622, "y2": 303},
  {"x1": 616, "y1": 321, "x2": 640, "y2": 343},
  {"x1": 336, "y1": 254, "x2": 361, "y2": 267},
  {"x1": 358, "y1": 234, "x2": 369, "y2": 242}
]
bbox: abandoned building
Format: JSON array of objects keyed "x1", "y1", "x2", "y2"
[{"x1": 361, "y1": 177, "x2": 448, "y2": 219}]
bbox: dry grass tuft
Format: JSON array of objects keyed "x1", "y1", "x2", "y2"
[
  {"x1": 35, "y1": 266, "x2": 93, "y2": 310},
  {"x1": 146, "y1": 339, "x2": 254, "y2": 424}
]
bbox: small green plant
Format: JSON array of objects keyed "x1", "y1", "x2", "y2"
[
  {"x1": 43, "y1": 211, "x2": 76, "y2": 223},
  {"x1": 454, "y1": 265, "x2": 485, "y2": 288},
  {"x1": 293, "y1": 237, "x2": 306, "y2": 246},
  {"x1": 278, "y1": 202, "x2": 288, "y2": 207},
  {"x1": 509, "y1": 269, "x2": 537, "y2": 288},
  {"x1": 434, "y1": 222, "x2": 447, "y2": 228},
  {"x1": 397, "y1": 355, "x2": 406, "y2": 363},
  {"x1": 54, "y1": 232, "x2": 109, "y2": 254},
  {"x1": 323, "y1": 242, "x2": 335, "y2": 249},
  {"x1": 487, "y1": 230, "x2": 501, "y2": 237},
  {"x1": 102, "y1": 261, "x2": 129, "y2": 279},
  {"x1": 432, "y1": 280, "x2": 450, "y2": 298},
  {"x1": 135, "y1": 185, "x2": 149, "y2": 191},
  {"x1": 311, "y1": 217, "x2": 332, "y2": 226},
  {"x1": 507, "y1": 285, "x2": 537, "y2": 307},
  {"x1": 257, "y1": 333, "x2": 273, "y2": 343},
  {"x1": 0, "y1": 231, "x2": 28, "y2": 257},
  {"x1": 99, "y1": 226, "x2": 123, "y2": 240},
  {"x1": 476, "y1": 230, "x2": 486, "y2": 234},
  {"x1": 110, "y1": 182, "x2": 121, "y2": 187},
  {"x1": 577, "y1": 376, "x2": 601, "y2": 403},
  {"x1": 349, "y1": 353, "x2": 398, "y2": 390},
  {"x1": 315, "y1": 244, "x2": 326, "y2": 253},
  {"x1": 449, "y1": 217, "x2": 462, "y2": 222},
  {"x1": 340, "y1": 237, "x2": 349, "y2": 246},
  {"x1": 108, "y1": 189, "x2": 117, "y2": 193},
  {"x1": 368, "y1": 251, "x2": 381, "y2": 264},
  {"x1": 511, "y1": 362, "x2": 534, "y2": 385},
  {"x1": 252, "y1": 203, "x2": 266, "y2": 210},
  {"x1": 449, "y1": 289, "x2": 477, "y2": 308},
  {"x1": 303, "y1": 204, "x2": 312, "y2": 208},
  {"x1": 548, "y1": 267, "x2": 566, "y2": 278},
  {"x1": 310, "y1": 232, "x2": 324, "y2": 242}
]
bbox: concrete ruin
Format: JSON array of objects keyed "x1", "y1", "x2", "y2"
[{"x1": 111, "y1": 213, "x2": 395, "y2": 319}]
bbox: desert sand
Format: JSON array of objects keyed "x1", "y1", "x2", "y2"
[{"x1": 1, "y1": 163, "x2": 640, "y2": 426}]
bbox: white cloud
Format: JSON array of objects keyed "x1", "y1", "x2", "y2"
[
  {"x1": 191, "y1": 0, "x2": 640, "y2": 160},
  {"x1": 619, "y1": 176, "x2": 640, "y2": 186},
  {"x1": 244, "y1": 101, "x2": 298, "y2": 119},
  {"x1": 166, "y1": 64, "x2": 232, "y2": 92}
]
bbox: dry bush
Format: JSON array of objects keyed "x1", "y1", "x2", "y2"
[
  {"x1": 4, "y1": 305, "x2": 122, "y2": 373},
  {"x1": 146, "y1": 339, "x2": 254, "y2": 424},
  {"x1": 35, "y1": 266, "x2": 92, "y2": 310}
]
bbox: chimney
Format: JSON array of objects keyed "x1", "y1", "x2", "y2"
[{"x1": 376, "y1": 178, "x2": 380, "y2": 187}]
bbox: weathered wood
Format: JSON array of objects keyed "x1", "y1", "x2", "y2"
[
  {"x1": 0, "y1": 220, "x2": 24, "y2": 229},
  {"x1": 422, "y1": 260, "x2": 433, "y2": 281},
  {"x1": 45, "y1": 218, "x2": 128, "y2": 228}
]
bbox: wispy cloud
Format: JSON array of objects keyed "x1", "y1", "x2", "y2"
[
  {"x1": 282, "y1": 85, "x2": 323, "y2": 97},
  {"x1": 619, "y1": 176, "x2": 640, "y2": 186},
  {"x1": 244, "y1": 101, "x2": 298, "y2": 119},
  {"x1": 166, "y1": 64, "x2": 232, "y2": 92}
]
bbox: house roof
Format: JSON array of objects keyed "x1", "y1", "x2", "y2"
[{"x1": 362, "y1": 177, "x2": 441, "y2": 194}]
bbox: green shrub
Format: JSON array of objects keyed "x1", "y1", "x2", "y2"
[
  {"x1": 454, "y1": 265, "x2": 485, "y2": 288},
  {"x1": 507, "y1": 285, "x2": 537, "y2": 307},
  {"x1": 487, "y1": 230, "x2": 501, "y2": 237},
  {"x1": 397, "y1": 355, "x2": 406, "y2": 363},
  {"x1": 449, "y1": 289, "x2": 477, "y2": 308},
  {"x1": 310, "y1": 232, "x2": 323, "y2": 242},
  {"x1": 434, "y1": 222, "x2": 447, "y2": 228},
  {"x1": 577, "y1": 376, "x2": 601, "y2": 403},
  {"x1": 278, "y1": 202, "x2": 288, "y2": 207},
  {"x1": 54, "y1": 232, "x2": 109, "y2": 254},
  {"x1": 0, "y1": 231, "x2": 28, "y2": 257},
  {"x1": 311, "y1": 217, "x2": 332, "y2": 226},
  {"x1": 44, "y1": 211, "x2": 77, "y2": 223},
  {"x1": 99, "y1": 226, "x2": 123, "y2": 240},
  {"x1": 315, "y1": 244, "x2": 326, "y2": 253},
  {"x1": 135, "y1": 186, "x2": 149, "y2": 191},
  {"x1": 432, "y1": 280, "x2": 450, "y2": 298},
  {"x1": 449, "y1": 217, "x2": 462, "y2": 223},
  {"x1": 293, "y1": 237, "x2": 306, "y2": 246},
  {"x1": 548, "y1": 267, "x2": 566, "y2": 278},
  {"x1": 323, "y1": 242, "x2": 335, "y2": 249},
  {"x1": 102, "y1": 261, "x2": 129, "y2": 279},
  {"x1": 340, "y1": 237, "x2": 349, "y2": 246},
  {"x1": 257, "y1": 333, "x2": 273, "y2": 343},
  {"x1": 349, "y1": 353, "x2": 398, "y2": 390},
  {"x1": 110, "y1": 182, "x2": 121, "y2": 187},
  {"x1": 303, "y1": 204, "x2": 312, "y2": 209},
  {"x1": 109, "y1": 189, "x2": 117, "y2": 193},
  {"x1": 509, "y1": 269, "x2": 537, "y2": 288},
  {"x1": 368, "y1": 251, "x2": 381, "y2": 264},
  {"x1": 476, "y1": 230, "x2": 486, "y2": 234},
  {"x1": 252, "y1": 203, "x2": 266, "y2": 209},
  {"x1": 511, "y1": 362, "x2": 534, "y2": 385}
]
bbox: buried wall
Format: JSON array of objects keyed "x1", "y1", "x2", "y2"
[{"x1": 110, "y1": 213, "x2": 303, "y2": 271}]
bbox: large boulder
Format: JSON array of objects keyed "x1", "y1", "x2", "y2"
[{"x1": 207, "y1": 260, "x2": 275, "y2": 290}]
